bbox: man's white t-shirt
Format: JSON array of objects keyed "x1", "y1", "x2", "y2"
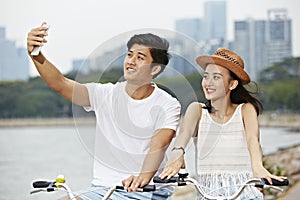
[{"x1": 84, "y1": 81, "x2": 181, "y2": 186}]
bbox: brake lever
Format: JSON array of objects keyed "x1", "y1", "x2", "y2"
[{"x1": 30, "y1": 188, "x2": 47, "y2": 194}]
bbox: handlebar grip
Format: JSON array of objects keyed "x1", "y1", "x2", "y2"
[
  {"x1": 32, "y1": 181, "x2": 53, "y2": 188},
  {"x1": 142, "y1": 185, "x2": 156, "y2": 192},
  {"x1": 153, "y1": 176, "x2": 178, "y2": 183},
  {"x1": 116, "y1": 186, "x2": 125, "y2": 190},
  {"x1": 116, "y1": 185, "x2": 156, "y2": 192},
  {"x1": 262, "y1": 178, "x2": 289, "y2": 186}
]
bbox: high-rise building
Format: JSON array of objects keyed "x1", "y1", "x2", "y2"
[
  {"x1": 233, "y1": 9, "x2": 292, "y2": 80},
  {"x1": 173, "y1": 1, "x2": 228, "y2": 75},
  {"x1": 204, "y1": 0, "x2": 227, "y2": 41},
  {"x1": 0, "y1": 27, "x2": 5, "y2": 40},
  {"x1": 233, "y1": 19, "x2": 267, "y2": 80},
  {"x1": 175, "y1": 0, "x2": 226, "y2": 43},
  {"x1": 266, "y1": 9, "x2": 292, "y2": 67},
  {"x1": 175, "y1": 18, "x2": 203, "y2": 42},
  {"x1": 72, "y1": 59, "x2": 91, "y2": 75},
  {"x1": 0, "y1": 27, "x2": 29, "y2": 81}
]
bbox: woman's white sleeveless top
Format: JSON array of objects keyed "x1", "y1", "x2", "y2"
[{"x1": 194, "y1": 103, "x2": 263, "y2": 199}]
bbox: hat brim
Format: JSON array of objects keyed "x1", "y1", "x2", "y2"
[{"x1": 196, "y1": 55, "x2": 250, "y2": 84}]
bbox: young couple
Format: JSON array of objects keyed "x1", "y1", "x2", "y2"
[{"x1": 27, "y1": 24, "x2": 285, "y2": 200}]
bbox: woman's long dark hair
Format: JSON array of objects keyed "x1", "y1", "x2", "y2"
[{"x1": 203, "y1": 71, "x2": 263, "y2": 116}]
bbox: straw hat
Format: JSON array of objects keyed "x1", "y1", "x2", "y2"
[{"x1": 196, "y1": 48, "x2": 250, "y2": 84}]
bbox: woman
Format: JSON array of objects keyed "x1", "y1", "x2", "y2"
[{"x1": 159, "y1": 48, "x2": 286, "y2": 199}]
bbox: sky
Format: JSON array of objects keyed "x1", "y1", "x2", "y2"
[{"x1": 0, "y1": 0, "x2": 299, "y2": 76}]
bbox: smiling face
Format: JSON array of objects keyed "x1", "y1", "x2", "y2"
[
  {"x1": 202, "y1": 64, "x2": 237, "y2": 102},
  {"x1": 123, "y1": 44, "x2": 160, "y2": 85}
]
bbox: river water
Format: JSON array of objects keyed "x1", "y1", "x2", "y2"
[{"x1": 0, "y1": 126, "x2": 299, "y2": 200}]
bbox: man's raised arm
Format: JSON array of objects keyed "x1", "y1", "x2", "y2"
[{"x1": 27, "y1": 23, "x2": 90, "y2": 107}]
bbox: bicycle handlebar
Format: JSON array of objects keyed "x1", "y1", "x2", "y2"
[
  {"x1": 31, "y1": 180, "x2": 156, "y2": 192},
  {"x1": 115, "y1": 185, "x2": 156, "y2": 192},
  {"x1": 153, "y1": 172, "x2": 289, "y2": 200},
  {"x1": 101, "y1": 184, "x2": 156, "y2": 200},
  {"x1": 31, "y1": 176, "x2": 156, "y2": 200},
  {"x1": 153, "y1": 176, "x2": 289, "y2": 187},
  {"x1": 30, "y1": 175, "x2": 76, "y2": 199}
]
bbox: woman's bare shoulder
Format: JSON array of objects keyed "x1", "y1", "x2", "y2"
[{"x1": 186, "y1": 102, "x2": 203, "y2": 117}]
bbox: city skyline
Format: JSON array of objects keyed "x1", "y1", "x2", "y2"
[
  {"x1": 0, "y1": 27, "x2": 29, "y2": 81},
  {"x1": 0, "y1": 0, "x2": 299, "y2": 76},
  {"x1": 233, "y1": 9, "x2": 292, "y2": 80}
]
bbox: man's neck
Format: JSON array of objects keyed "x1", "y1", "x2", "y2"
[{"x1": 125, "y1": 82, "x2": 154, "y2": 100}]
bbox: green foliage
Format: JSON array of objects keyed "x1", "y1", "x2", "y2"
[
  {"x1": 0, "y1": 78, "x2": 72, "y2": 118},
  {"x1": 259, "y1": 79, "x2": 300, "y2": 111},
  {"x1": 0, "y1": 67, "x2": 124, "y2": 119},
  {"x1": 69, "y1": 67, "x2": 124, "y2": 84},
  {"x1": 258, "y1": 57, "x2": 300, "y2": 112},
  {"x1": 156, "y1": 72, "x2": 205, "y2": 114},
  {"x1": 259, "y1": 57, "x2": 300, "y2": 82}
]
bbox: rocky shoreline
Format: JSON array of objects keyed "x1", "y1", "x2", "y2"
[
  {"x1": 259, "y1": 113, "x2": 300, "y2": 198},
  {"x1": 263, "y1": 143, "x2": 300, "y2": 199},
  {"x1": 259, "y1": 113, "x2": 300, "y2": 132}
]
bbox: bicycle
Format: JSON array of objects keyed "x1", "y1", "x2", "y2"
[{"x1": 30, "y1": 172, "x2": 289, "y2": 200}]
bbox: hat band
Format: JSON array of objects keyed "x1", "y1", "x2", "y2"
[{"x1": 215, "y1": 51, "x2": 243, "y2": 69}]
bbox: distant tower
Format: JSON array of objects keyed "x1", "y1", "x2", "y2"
[
  {"x1": 0, "y1": 27, "x2": 29, "y2": 81},
  {"x1": 175, "y1": 18, "x2": 202, "y2": 42},
  {"x1": 266, "y1": 9, "x2": 292, "y2": 67},
  {"x1": 0, "y1": 27, "x2": 5, "y2": 40},
  {"x1": 72, "y1": 59, "x2": 90, "y2": 75},
  {"x1": 233, "y1": 19, "x2": 267, "y2": 80},
  {"x1": 204, "y1": 0, "x2": 227, "y2": 41}
]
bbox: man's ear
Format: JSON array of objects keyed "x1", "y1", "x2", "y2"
[
  {"x1": 151, "y1": 65, "x2": 161, "y2": 76},
  {"x1": 230, "y1": 80, "x2": 239, "y2": 90}
]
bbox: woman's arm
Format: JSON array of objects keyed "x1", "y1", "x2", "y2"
[
  {"x1": 159, "y1": 102, "x2": 202, "y2": 179},
  {"x1": 242, "y1": 103, "x2": 286, "y2": 184}
]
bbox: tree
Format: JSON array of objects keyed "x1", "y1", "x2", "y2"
[{"x1": 258, "y1": 57, "x2": 300, "y2": 112}]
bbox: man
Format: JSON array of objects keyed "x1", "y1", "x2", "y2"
[{"x1": 27, "y1": 23, "x2": 181, "y2": 199}]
